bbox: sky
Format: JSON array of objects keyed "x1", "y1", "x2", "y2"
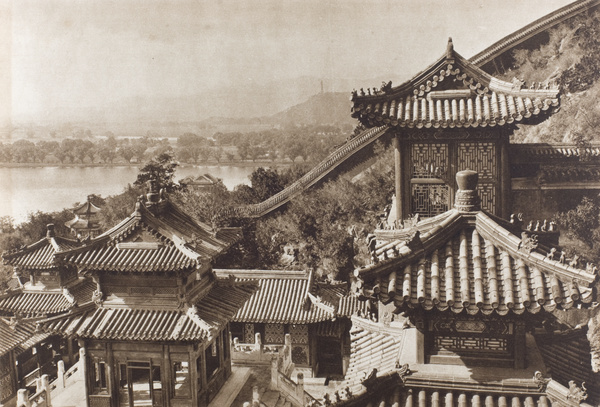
[{"x1": 1, "y1": 0, "x2": 577, "y2": 125}]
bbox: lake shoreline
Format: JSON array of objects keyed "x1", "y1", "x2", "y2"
[{"x1": 0, "y1": 160, "x2": 294, "y2": 169}]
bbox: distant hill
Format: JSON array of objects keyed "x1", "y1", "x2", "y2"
[{"x1": 268, "y1": 92, "x2": 355, "y2": 128}]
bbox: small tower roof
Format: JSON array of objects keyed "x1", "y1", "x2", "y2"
[{"x1": 351, "y1": 39, "x2": 560, "y2": 130}]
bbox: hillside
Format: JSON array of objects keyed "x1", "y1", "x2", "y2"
[{"x1": 503, "y1": 9, "x2": 600, "y2": 143}]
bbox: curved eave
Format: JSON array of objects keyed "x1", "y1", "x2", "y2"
[{"x1": 351, "y1": 49, "x2": 559, "y2": 130}]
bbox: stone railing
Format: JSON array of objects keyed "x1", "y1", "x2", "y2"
[
  {"x1": 231, "y1": 333, "x2": 284, "y2": 366},
  {"x1": 49, "y1": 358, "x2": 82, "y2": 395},
  {"x1": 225, "y1": 125, "x2": 389, "y2": 218},
  {"x1": 269, "y1": 334, "x2": 320, "y2": 407},
  {"x1": 16, "y1": 374, "x2": 52, "y2": 407}
]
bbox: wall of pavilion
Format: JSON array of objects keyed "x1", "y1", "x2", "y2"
[{"x1": 39, "y1": 188, "x2": 250, "y2": 407}]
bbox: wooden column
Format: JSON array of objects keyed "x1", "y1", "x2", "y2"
[
  {"x1": 393, "y1": 134, "x2": 403, "y2": 223},
  {"x1": 500, "y1": 137, "x2": 511, "y2": 219},
  {"x1": 162, "y1": 345, "x2": 171, "y2": 407},
  {"x1": 106, "y1": 342, "x2": 116, "y2": 407},
  {"x1": 514, "y1": 321, "x2": 526, "y2": 369}
]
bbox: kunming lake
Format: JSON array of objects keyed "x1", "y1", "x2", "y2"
[{"x1": 0, "y1": 165, "x2": 258, "y2": 224}]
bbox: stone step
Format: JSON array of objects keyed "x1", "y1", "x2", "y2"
[{"x1": 261, "y1": 390, "x2": 282, "y2": 407}]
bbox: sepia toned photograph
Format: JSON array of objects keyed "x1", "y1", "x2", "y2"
[{"x1": 0, "y1": 1, "x2": 599, "y2": 406}]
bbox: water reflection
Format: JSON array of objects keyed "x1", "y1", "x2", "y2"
[{"x1": 0, "y1": 165, "x2": 257, "y2": 224}]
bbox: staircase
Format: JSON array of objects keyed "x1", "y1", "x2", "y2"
[{"x1": 224, "y1": 125, "x2": 390, "y2": 218}]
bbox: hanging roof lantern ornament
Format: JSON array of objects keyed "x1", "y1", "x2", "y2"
[{"x1": 454, "y1": 170, "x2": 480, "y2": 212}]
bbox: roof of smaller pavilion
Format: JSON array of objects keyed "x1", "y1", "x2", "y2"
[
  {"x1": 0, "y1": 278, "x2": 96, "y2": 317},
  {"x1": 350, "y1": 38, "x2": 559, "y2": 130},
  {"x1": 2, "y1": 225, "x2": 81, "y2": 271},
  {"x1": 57, "y1": 194, "x2": 242, "y2": 273},
  {"x1": 0, "y1": 317, "x2": 50, "y2": 357},
  {"x1": 536, "y1": 327, "x2": 600, "y2": 405},
  {"x1": 72, "y1": 197, "x2": 101, "y2": 216},
  {"x1": 356, "y1": 173, "x2": 597, "y2": 316},
  {"x1": 39, "y1": 279, "x2": 256, "y2": 342},
  {"x1": 214, "y1": 269, "x2": 368, "y2": 324}
]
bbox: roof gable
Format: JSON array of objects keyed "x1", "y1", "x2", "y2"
[
  {"x1": 351, "y1": 39, "x2": 559, "y2": 130},
  {"x1": 2, "y1": 233, "x2": 81, "y2": 271},
  {"x1": 58, "y1": 197, "x2": 241, "y2": 273}
]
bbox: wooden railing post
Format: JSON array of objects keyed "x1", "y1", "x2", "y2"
[
  {"x1": 252, "y1": 385, "x2": 260, "y2": 407},
  {"x1": 270, "y1": 358, "x2": 279, "y2": 390},
  {"x1": 296, "y1": 372, "x2": 304, "y2": 401},
  {"x1": 254, "y1": 332, "x2": 262, "y2": 354},
  {"x1": 41, "y1": 374, "x2": 52, "y2": 407},
  {"x1": 57, "y1": 360, "x2": 65, "y2": 389},
  {"x1": 16, "y1": 389, "x2": 30, "y2": 407}
]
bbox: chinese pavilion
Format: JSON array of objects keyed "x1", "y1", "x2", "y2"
[
  {"x1": 0, "y1": 224, "x2": 92, "y2": 403},
  {"x1": 217, "y1": 269, "x2": 368, "y2": 377},
  {"x1": 38, "y1": 183, "x2": 254, "y2": 407},
  {"x1": 332, "y1": 170, "x2": 599, "y2": 406},
  {"x1": 65, "y1": 195, "x2": 102, "y2": 239},
  {"x1": 350, "y1": 38, "x2": 559, "y2": 223}
]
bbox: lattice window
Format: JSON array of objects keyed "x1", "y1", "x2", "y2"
[
  {"x1": 411, "y1": 143, "x2": 448, "y2": 179},
  {"x1": 477, "y1": 182, "x2": 496, "y2": 213},
  {"x1": 288, "y1": 325, "x2": 309, "y2": 344},
  {"x1": 411, "y1": 184, "x2": 449, "y2": 217},
  {"x1": 458, "y1": 142, "x2": 496, "y2": 179},
  {"x1": 129, "y1": 287, "x2": 153, "y2": 295},
  {"x1": 243, "y1": 323, "x2": 255, "y2": 344},
  {"x1": 154, "y1": 287, "x2": 177, "y2": 296},
  {"x1": 433, "y1": 336, "x2": 508, "y2": 353},
  {"x1": 291, "y1": 345, "x2": 309, "y2": 365},
  {"x1": 264, "y1": 324, "x2": 285, "y2": 344}
]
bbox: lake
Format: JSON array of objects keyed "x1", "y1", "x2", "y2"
[{"x1": 0, "y1": 165, "x2": 258, "y2": 224}]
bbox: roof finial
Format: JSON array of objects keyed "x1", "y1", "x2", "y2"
[
  {"x1": 447, "y1": 37, "x2": 454, "y2": 59},
  {"x1": 46, "y1": 223, "x2": 55, "y2": 238},
  {"x1": 454, "y1": 170, "x2": 480, "y2": 212}
]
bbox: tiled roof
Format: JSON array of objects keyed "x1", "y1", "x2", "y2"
[
  {"x1": 3, "y1": 235, "x2": 81, "y2": 270},
  {"x1": 510, "y1": 144, "x2": 600, "y2": 163},
  {"x1": 72, "y1": 199, "x2": 101, "y2": 216},
  {"x1": 43, "y1": 307, "x2": 210, "y2": 341},
  {"x1": 58, "y1": 199, "x2": 241, "y2": 273},
  {"x1": 0, "y1": 279, "x2": 94, "y2": 317},
  {"x1": 0, "y1": 318, "x2": 50, "y2": 357},
  {"x1": 214, "y1": 269, "x2": 334, "y2": 324},
  {"x1": 343, "y1": 316, "x2": 405, "y2": 388},
  {"x1": 0, "y1": 291, "x2": 72, "y2": 316},
  {"x1": 334, "y1": 377, "x2": 553, "y2": 407},
  {"x1": 40, "y1": 281, "x2": 254, "y2": 342},
  {"x1": 351, "y1": 40, "x2": 559, "y2": 130},
  {"x1": 536, "y1": 329, "x2": 600, "y2": 405},
  {"x1": 358, "y1": 210, "x2": 597, "y2": 316}
]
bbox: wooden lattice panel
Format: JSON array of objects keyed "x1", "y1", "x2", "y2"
[
  {"x1": 288, "y1": 325, "x2": 308, "y2": 344},
  {"x1": 411, "y1": 143, "x2": 448, "y2": 179},
  {"x1": 264, "y1": 324, "x2": 285, "y2": 344},
  {"x1": 458, "y1": 142, "x2": 496, "y2": 179},
  {"x1": 477, "y1": 182, "x2": 496, "y2": 213},
  {"x1": 243, "y1": 323, "x2": 255, "y2": 344},
  {"x1": 411, "y1": 184, "x2": 449, "y2": 217}
]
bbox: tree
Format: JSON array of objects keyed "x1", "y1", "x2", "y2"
[
  {"x1": 249, "y1": 167, "x2": 284, "y2": 201},
  {"x1": 96, "y1": 184, "x2": 143, "y2": 230},
  {"x1": 134, "y1": 153, "x2": 179, "y2": 192}
]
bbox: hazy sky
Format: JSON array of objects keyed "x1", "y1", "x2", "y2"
[{"x1": 2, "y1": 0, "x2": 576, "y2": 124}]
